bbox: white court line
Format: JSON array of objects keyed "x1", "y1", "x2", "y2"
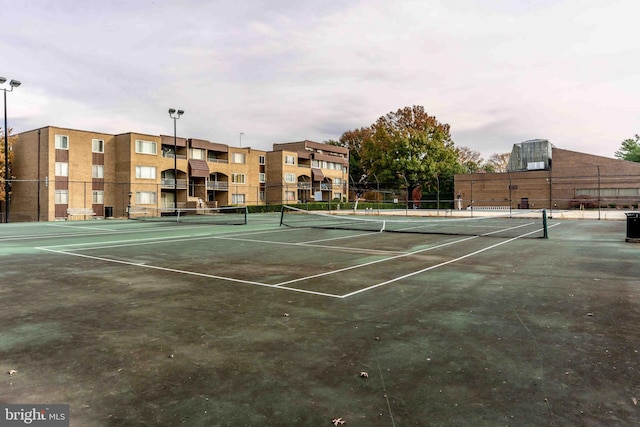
[
  {"x1": 339, "y1": 224, "x2": 560, "y2": 298},
  {"x1": 35, "y1": 222, "x2": 560, "y2": 299},
  {"x1": 36, "y1": 246, "x2": 343, "y2": 299},
  {"x1": 214, "y1": 234, "x2": 404, "y2": 255},
  {"x1": 273, "y1": 236, "x2": 479, "y2": 287},
  {"x1": 0, "y1": 223, "x2": 220, "y2": 242},
  {"x1": 47, "y1": 223, "x2": 120, "y2": 232}
]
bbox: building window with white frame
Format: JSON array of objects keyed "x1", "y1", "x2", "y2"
[
  {"x1": 92, "y1": 190, "x2": 104, "y2": 204},
  {"x1": 92, "y1": 165, "x2": 104, "y2": 179},
  {"x1": 232, "y1": 193, "x2": 245, "y2": 204},
  {"x1": 285, "y1": 155, "x2": 296, "y2": 165},
  {"x1": 285, "y1": 191, "x2": 296, "y2": 201},
  {"x1": 92, "y1": 139, "x2": 104, "y2": 153},
  {"x1": 136, "y1": 166, "x2": 156, "y2": 179},
  {"x1": 55, "y1": 135, "x2": 69, "y2": 150},
  {"x1": 259, "y1": 190, "x2": 265, "y2": 201},
  {"x1": 135, "y1": 140, "x2": 157, "y2": 155},
  {"x1": 334, "y1": 178, "x2": 342, "y2": 185},
  {"x1": 285, "y1": 173, "x2": 295, "y2": 183},
  {"x1": 55, "y1": 162, "x2": 69, "y2": 177},
  {"x1": 232, "y1": 173, "x2": 246, "y2": 184},
  {"x1": 259, "y1": 155, "x2": 265, "y2": 165},
  {"x1": 136, "y1": 191, "x2": 157, "y2": 204},
  {"x1": 55, "y1": 190, "x2": 68, "y2": 204},
  {"x1": 259, "y1": 173, "x2": 266, "y2": 183},
  {"x1": 233, "y1": 152, "x2": 245, "y2": 164}
]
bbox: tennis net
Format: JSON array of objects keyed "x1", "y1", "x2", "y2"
[
  {"x1": 129, "y1": 206, "x2": 248, "y2": 225},
  {"x1": 280, "y1": 205, "x2": 548, "y2": 238}
]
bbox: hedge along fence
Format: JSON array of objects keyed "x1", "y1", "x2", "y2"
[{"x1": 246, "y1": 201, "x2": 403, "y2": 214}]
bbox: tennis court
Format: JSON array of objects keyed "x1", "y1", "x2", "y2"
[{"x1": 1, "y1": 209, "x2": 638, "y2": 426}]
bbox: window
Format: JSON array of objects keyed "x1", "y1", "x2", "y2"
[
  {"x1": 259, "y1": 190, "x2": 265, "y2": 201},
  {"x1": 285, "y1": 155, "x2": 296, "y2": 165},
  {"x1": 92, "y1": 165, "x2": 104, "y2": 179},
  {"x1": 55, "y1": 135, "x2": 68, "y2": 150},
  {"x1": 619, "y1": 188, "x2": 640, "y2": 196},
  {"x1": 285, "y1": 191, "x2": 296, "y2": 201},
  {"x1": 136, "y1": 191, "x2": 157, "y2": 204},
  {"x1": 334, "y1": 193, "x2": 342, "y2": 201},
  {"x1": 135, "y1": 140, "x2": 157, "y2": 155},
  {"x1": 233, "y1": 152, "x2": 245, "y2": 164},
  {"x1": 312, "y1": 160, "x2": 320, "y2": 168},
  {"x1": 232, "y1": 173, "x2": 246, "y2": 184},
  {"x1": 55, "y1": 190, "x2": 68, "y2": 204},
  {"x1": 92, "y1": 191, "x2": 104, "y2": 204},
  {"x1": 232, "y1": 194, "x2": 245, "y2": 204},
  {"x1": 334, "y1": 178, "x2": 342, "y2": 185},
  {"x1": 92, "y1": 139, "x2": 104, "y2": 153},
  {"x1": 259, "y1": 155, "x2": 266, "y2": 165},
  {"x1": 190, "y1": 148, "x2": 205, "y2": 160},
  {"x1": 136, "y1": 166, "x2": 156, "y2": 179},
  {"x1": 259, "y1": 173, "x2": 266, "y2": 183},
  {"x1": 55, "y1": 162, "x2": 69, "y2": 177},
  {"x1": 285, "y1": 173, "x2": 296, "y2": 183}
]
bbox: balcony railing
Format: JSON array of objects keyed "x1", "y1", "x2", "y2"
[
  {"x1": 161, "y1": 178, "x2": 188, "y2": 189},
  {"x1": 207, "y1": 181, "x2": 229, "y2": 190},
  {"x1": 320, "y1": 183, "x2": 332, "y2": 190},
  {"x1": 297, "y1": 183, "x2": 311, "y2": 189},
  {"x1": 207, "y1": 158, "x2": 229, "y2": 164},
  {"x1": 162, "y1": 153, "x2": 188, "y2": 160}
]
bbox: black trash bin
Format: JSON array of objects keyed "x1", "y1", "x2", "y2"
[
  {"x1": 626, "y1": 212, "x2": 640, "y2": 243},
  {"x1": 105, "y1": 206, "x2": 114, "y2": 218}
]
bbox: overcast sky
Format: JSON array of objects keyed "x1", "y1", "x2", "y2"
[{"x1": 2, "y1": 0, "x2": 637, "y2": 159}]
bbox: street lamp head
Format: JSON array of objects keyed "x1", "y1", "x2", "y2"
[
  {"x1": 0, "y1": 77, "x2": 6, "y2": 84},
  {"x1": 9, "y1": 80, "x2": 21, "y2": 88},
  {"x1": 168, "y1": 108, "x2": 176, "y2": 115},
  {"x1": 177, "y1": 110, "x2": 184, "y2": 116}
]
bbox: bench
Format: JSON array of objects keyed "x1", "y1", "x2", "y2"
[
  {"x1": 466, "y1": 206, "x2": 511, "y2": 211},
  {"x1": 67, "y1": 208, "x2": 97, "y2": 220}
]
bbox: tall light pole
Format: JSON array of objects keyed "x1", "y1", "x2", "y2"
[
  {"x1": 168, "y1": 108, "x2": 184, "y2": 211},
  {"x1": 1, "y1": 77, "x2": 21, "y2": 223}
]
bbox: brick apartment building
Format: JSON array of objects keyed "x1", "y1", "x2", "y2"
[
  {"x1": 455, "y1": 139, "x2": 640, "y2": 211},
  {"x1": 8, "y1": 126, "x2": 349, "y2": 222},
  {"x1": 267, "y1": 140, "x2": 349, "y2": 204}
]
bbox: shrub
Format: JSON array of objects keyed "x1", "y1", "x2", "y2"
[{"x1": 569, "y1": 195, "x2": 598, "y2": 209}]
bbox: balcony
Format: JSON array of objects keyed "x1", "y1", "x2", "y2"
[
  {"x1": 297, "y1": 182, "x2": 311, "y2": 190},
  {"x1": 320, "y1": 183, "x2": 333, "y2": 191}
]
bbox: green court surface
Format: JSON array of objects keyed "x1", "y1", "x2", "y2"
[{"x1": 1, "y1": 213, "x2": 638, "y2": 426}]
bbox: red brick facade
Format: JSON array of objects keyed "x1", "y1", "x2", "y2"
[{"x1": 455, "y1": 148, "x2": 640, "y2": 210}]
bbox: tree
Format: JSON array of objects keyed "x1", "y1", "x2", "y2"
[
  {"x1": 456, "y1": 146, "x2": 483, "y2": 173},
  {"x1": 326, "y1": 127, "x2": 373, "y2": 185},
  {"x1": 484, "y1": 152, "x2": 510, "y2": 172},
  {"x1": 0, "y1": 127, "x2": 16, "y2": 203},
  {"x1": 615, "y1": 134, "x2": 640, "y2": 162},
  {"x1": 363, "y1": 106, "x2": 459, "y2": 207}
]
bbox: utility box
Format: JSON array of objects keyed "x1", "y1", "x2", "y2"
[{"x1": 626, "y1": 212, "x2": 640, "y2": 243}]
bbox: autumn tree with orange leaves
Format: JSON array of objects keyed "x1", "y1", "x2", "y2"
[{"x1": 0, "y1": 127, "x2": 16, "y2": 203}]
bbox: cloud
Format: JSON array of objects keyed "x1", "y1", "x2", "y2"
[{"x1": 2, "y1": 0, "x2": 637, "y2": 159}]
